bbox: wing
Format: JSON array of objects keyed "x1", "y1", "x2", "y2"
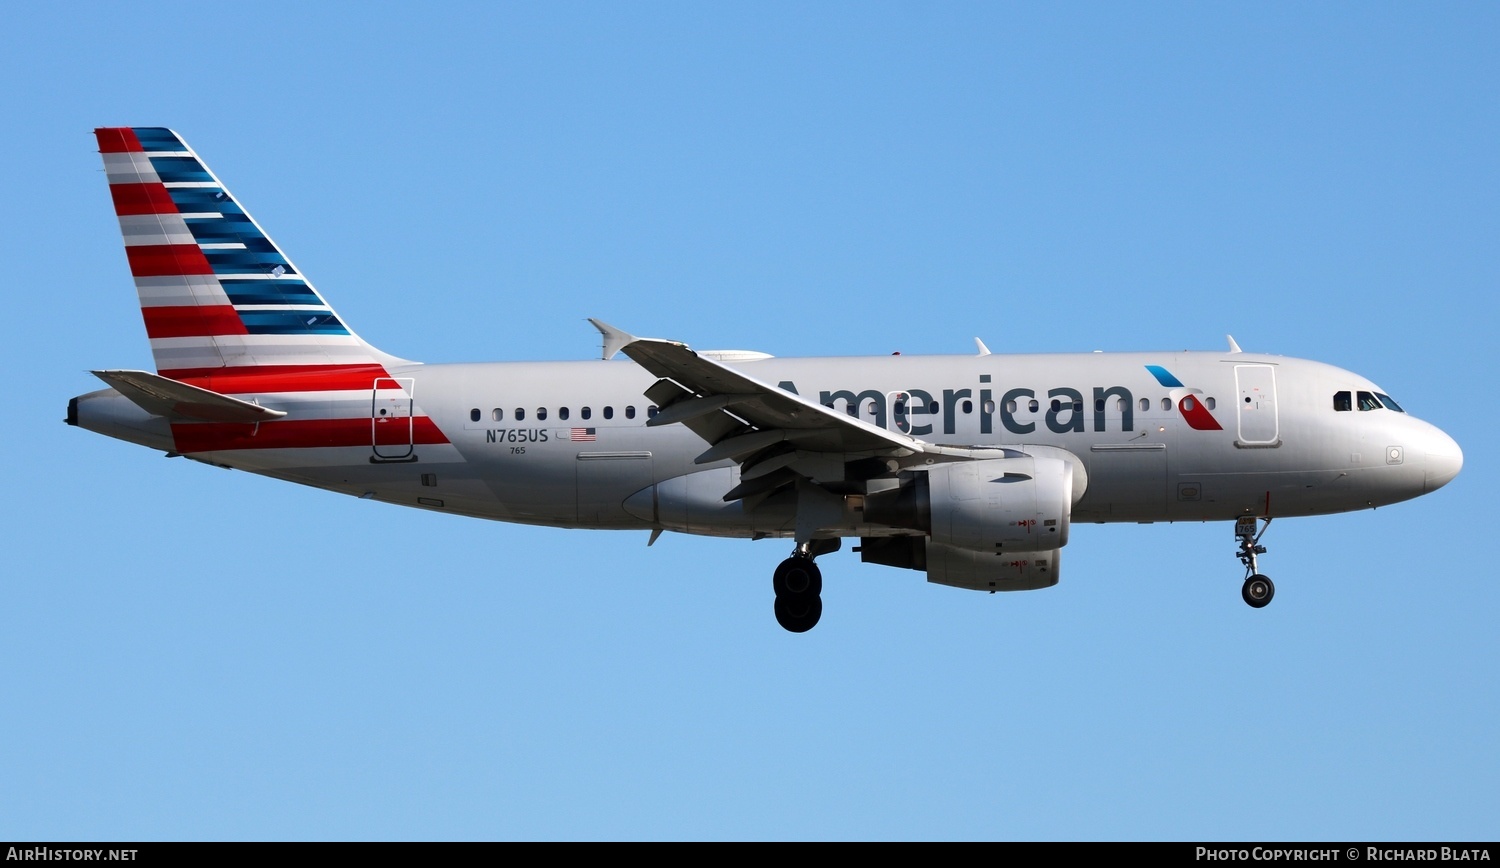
[{"x1": 597, "y1": 322, "x2": 935, "y2": 504}]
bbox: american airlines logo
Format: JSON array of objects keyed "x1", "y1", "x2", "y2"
[{"x1": 1145, "y1": 365, "x2": 1223, "y2": 431}]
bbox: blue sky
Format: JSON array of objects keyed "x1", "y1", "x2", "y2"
[{"x1": 2, "y1": 1, "x2": 1495, "y2": 841}]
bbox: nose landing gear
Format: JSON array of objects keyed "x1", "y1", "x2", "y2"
[
  {"x1": 1236, "y1": 515, "x2": 1274, "y2": 608},
  {"x1": 772, "y1": 539, "x2": 837, "y2": 632}
]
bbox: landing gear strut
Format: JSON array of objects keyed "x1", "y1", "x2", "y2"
[
  {"x1": 1236, "y1": 515, "x2": 1274, "y2": 608},
  {"x1": 772, "y1": 539, "x2": 836, "y2": 632}
]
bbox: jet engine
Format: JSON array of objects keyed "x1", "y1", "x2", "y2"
[{"x1": 863, "y1": 455, "x2": 1074, "y2": 554}]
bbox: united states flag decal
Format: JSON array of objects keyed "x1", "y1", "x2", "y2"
[{"x1": 570, "y1": 428, "x2": 597, "y2": 442}]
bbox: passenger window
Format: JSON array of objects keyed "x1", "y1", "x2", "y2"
[
  {"x1": 515, "y1": 408, "x2": 526, "y2": 421},
  {"x1": 1139, "y1": 398, "x2": 1150, "y2": 412},
  {"x1": 961, "y1": 400, "x2": 973, "y2": 414},
  {"x1": 983, "y1": 400, "x2": 996, "y2": 414},
  {"x1": 1182, "y1": 396, "x2": 1196, "y2": 411},
  {"x1": 469, "y1": 408, "x2": 480, "y2": 422},
  {"x1": 1095, "y1": 398, "x2": 1105, "y2": 412},
  {"x1": 1005, "y1": 400, "x2": 1017, "y2": 413},
  {"x1": 625, "y1": 406, "x2": 636, "y2": 419},
  {"x1": 1162, "y1": 398, "x2": 1173, "y2": 411},
  {"x1": 537, "y1": 407, "x2": 548, "y2": 421},
  {"x1": 559, "y1": 407, "x2": 570, "y2": 421},
  {"x1": 1357, "y1": 391, "x2": 1381, "y2": 411},
  {"x1": 1116, "y1": 397, "x2": 1127, "y2": 412},
  {"x1": 928, "y1": 401, "x2": 939, "y2": 414},
  {"x1": 1050, "y1": 399, "x2": 1062, "y2": 413},
  {"x1": 1206, "y1": 397, "x2": 1216, "y2": 410},
  {"x1": 492, "y1": 408, "x2": 503, "y2": 422},
  {"x1": 648, "y1": 406, "x2": 659, "y2": 418},
  {"x1": 1334, "y1": 391, "x2": 1352, "y2": 412},
  {"x1": 604, "y1": 406, "x2": 614, "y2": 420},
  {"x1": 1376, "y1": 393, "x2": 1405, "y2": 413},
  {"x1": 1028, "y1": 399, "x2": 1039, "y2": 413},
  {"x1": 581, "y1": 407, "x2": 591, "y2": 420}
]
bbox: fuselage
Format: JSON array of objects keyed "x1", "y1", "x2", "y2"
[{"x1": 71, "y1": 348, "x2": 1464, "y2": 539}]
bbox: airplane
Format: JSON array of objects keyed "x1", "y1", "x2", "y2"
[{"x1": 68, "y1": 127, "x2": 1464, "y2": 632}]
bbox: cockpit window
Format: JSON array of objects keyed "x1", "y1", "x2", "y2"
[
  {"x1": 1357, "y1": 391, "x2": 1382, "y2": 411},
  {"x1": 1376, "y1": 393, "x2": 1405, "y2": 413},
  {"x1": 1333, "y1": 391, "x2": 1351, "y2": 412}
]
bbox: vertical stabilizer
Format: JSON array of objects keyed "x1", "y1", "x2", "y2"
[{"x1": 94, "y1": 127, "x2": 411, "y2": 381}]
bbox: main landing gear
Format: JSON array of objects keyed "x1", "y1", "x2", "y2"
[
  {"x1": 773, "y1": 539, "x2": 837, "y2": 633},
  {"x1": 1236, "y1": 515, "x2": 1274, "y2": 608}
]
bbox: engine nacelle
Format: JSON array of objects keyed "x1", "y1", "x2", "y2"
[
  {"x1": 858, "y1": 536, "x2": 1061, "y2": 591},
  {"x1": 864, "y1": 456, "x2": 1073, "y2": 554},
  {"x1": 926, "y1": 541, "x2": 1060, "y2": 591}
]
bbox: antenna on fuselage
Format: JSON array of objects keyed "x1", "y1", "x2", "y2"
[
  {"x1": 974, "y1": 337, "x2": 991, "y2": 356},
  {"x1": 1226, "y1": 335, "x2": 1244, "y2": 353}
]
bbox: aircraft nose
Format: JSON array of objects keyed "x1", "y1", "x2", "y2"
[{"x1": 1424, "y1": 427, "x2": 1463, "y2": 493}]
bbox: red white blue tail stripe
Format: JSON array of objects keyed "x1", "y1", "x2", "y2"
[
  {"x1": 95, "y1": 127, "x2": 448, "y2": 455},
  {"x1": 95, "y1": 127, "x2": 402, "y2": 378}
]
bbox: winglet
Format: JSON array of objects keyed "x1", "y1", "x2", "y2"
[
  {"x1": 974, "y1": 337, "x2": 992, "y2": 356},
  {"x1": 1226, "y1": 335, "x2": 1243, "y2": 354},
  {"x1": 588, "y1": 319, "x2": 637, "y2": 360}
]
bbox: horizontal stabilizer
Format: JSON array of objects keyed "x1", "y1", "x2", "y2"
[{"x1": 92, "y1": 369, "x2": 288, "y2": 423}]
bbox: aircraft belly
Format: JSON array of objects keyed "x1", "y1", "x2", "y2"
[
  {"x1": 1163, "y1": 467, "x2": 1407, "y2": 519},
  {"x1": 623, "y1": 465, "x2": 797, "y2": 536},
  {"x1": 184, "y1": 442, "x2": 524, "y2": 519}
]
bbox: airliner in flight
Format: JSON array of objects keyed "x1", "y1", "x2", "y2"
[{"x1": 68, "y1": 127, "x2": 1464, "y2": 632}]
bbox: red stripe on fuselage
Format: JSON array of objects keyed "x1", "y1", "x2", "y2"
[
  {"x1": 126, "y1": 244, "x2": 214, "y2": 277},
  {"x1": 95, "y1": 128, "x2": 143, "y2": 153},
  {"x1": 170, "y1": 416, "x2": 450, "y2": 453},
  {"x1": 141, "y1": 305, "x2": 248, "y2": 339},
  {"x1": 109, "y1": 182, "x2": 178, "y2": 216},
  {"x1": 160, "y1": 364, "x2": 395, "y2": 394}
]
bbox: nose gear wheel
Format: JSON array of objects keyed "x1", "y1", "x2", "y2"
[{"x1": 1235, "y1": 516, "x2": 1275, "y2": 608}]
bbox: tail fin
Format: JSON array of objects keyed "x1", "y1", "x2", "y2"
[{"x1": 94, "y1": 127, "x2": 411, "y2": 381}]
